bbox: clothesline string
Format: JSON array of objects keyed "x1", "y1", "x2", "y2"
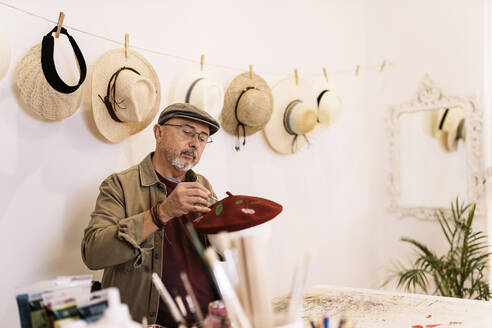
[{"x1": 0, "y1": 1, "x2": 393, "y2": 77}]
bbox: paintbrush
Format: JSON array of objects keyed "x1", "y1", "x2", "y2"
[
  {"x1": 213, "y1": 233, "x2": 239, "y2": 286},
  {"x1": 287, "y1": 252, "x2": 311, "y2": 323},
  {"x1": 144, "y1": 267, "x2": 185, "y2": 327},
  {"x1": 204, "y1": 247, "x2": 251, "y2": 328},
  {"x1": 185, "y1": 222, "x2": 222, "y2": 300},
  {"x1": 180, "y1": 272, "x2": 204, "y2": 328},
  {"x1": 151, "y1": 272, "x2": 185, "y2": 326}
]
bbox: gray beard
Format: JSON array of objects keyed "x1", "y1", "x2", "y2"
[
  {"x1": 168, "y1": 149, "x2": 197, "y2": 171},
  {"x1": 171, "y1": 156, "x2": 195, "y2": 171}
]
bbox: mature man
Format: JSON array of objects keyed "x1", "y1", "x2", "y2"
[{"x1": 82, "y1": 103, "x2": 220, "y2": 327}]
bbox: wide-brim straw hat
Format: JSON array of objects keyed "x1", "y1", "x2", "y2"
[
  {"x1": 170, "y1": 67, "x2": 224, "y2": 120},
  {"x1": 263, "y1": 77, "x2": 317, "y2": 154},
  {"x1": 92, "y1": 48, "x2": 161, "y2": 143},
  {"x1": 220, "y1": 72, "x2": 273, "y2": 138},
  {"x1": 0, "y1": 25, "x2": 11, "y2": 80}
]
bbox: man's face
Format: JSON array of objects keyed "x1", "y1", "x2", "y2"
[{"x1": 154, "y1": 117, "x2": 210, "y2": 171}]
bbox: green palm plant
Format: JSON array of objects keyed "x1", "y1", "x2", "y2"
[{"x1": 385, "y1": 199, "x2": 492, "y2": 300}]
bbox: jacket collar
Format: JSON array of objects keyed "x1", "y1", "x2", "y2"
[{"x1": 139, "y1": 152, "x2": 198, "y2": 187}]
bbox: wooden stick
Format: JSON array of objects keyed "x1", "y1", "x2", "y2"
[
  {"x1": 234, "y1": 237, "x2": 252, "y2": 320},
  {"x1": 323, "y1": 67, "x2": 328, "y2": 82},
  {"x1": 205, "y1": 248, "x2": 251, "y2": 328},
  {"x1": 180, "y1": 273, "x2": 203, "y2": 326},
  {"x1": 379, "y1": 59, "x2": 387, "y2": 72},
  {"x1": 151, "y1": 273, "x2": 184, "y2": 324},
  {"x1": 200, "y1": 54, "x2": 205, "y2": 71},
  {"x1": 124, "y1": 34, "x2": 129, "y2": 59},
  {"x1": 243, "y1": 235, "x2": 273, "y2": 328},
  {"x1": 249, "y1": 65, "x2": 253, "y2": 79},
  {"x1": 287, "y1": 253, "x2": 311, "y2": 323},
  {"x1": 55, "y1": 12, "x2": 65, "y2": 38},
  {"x1": 294, "y1": 68, "x2": 299, "y2": 86},
  {"x1": 355, "y1": 64, "x2": 360, "y2": 77}
]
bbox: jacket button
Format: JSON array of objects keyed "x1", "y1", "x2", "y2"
[
  {"x1": 154, "y1": 253, "x2": 159, "y2": 259},
  {"x1": 149, "y1": 311, "x2": 155, "y2": 316}
]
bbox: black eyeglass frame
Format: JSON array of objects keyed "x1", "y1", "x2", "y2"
[{"x1": 161, "y1": 123, "x2": 213, "y2": 144}]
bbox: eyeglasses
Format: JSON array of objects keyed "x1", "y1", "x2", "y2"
[{"x1": 161, "y1": 123, "x2": 212, "y2": 144}]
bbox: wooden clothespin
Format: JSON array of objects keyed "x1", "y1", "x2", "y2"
[
  {"x1": 294, "y1": 68, "x2": 299, "y2": 86},
  {"x1": 200, "y1": 54, "x2": 205, "y2": 72},
  {"x1": 379, "y1": 59, "x2": 387, "y2": 72},
  {"x1": 124, "y1": 34, "x2": 129, "y2": 59},
  {"x1": 55, "y1": 12, "x2": 65, "y2": 38},
  {"x1": 322, "y1": 67, "x2": 328, "y2": 83},
  {"x1": 249, "y1": 65, "x2": 253, "y2": 79},
  {"x1": 355, "y1": 64, "x2": 360, "y2": 77}
]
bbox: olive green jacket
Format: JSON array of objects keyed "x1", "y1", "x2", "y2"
[{"x1": 81, "y1": 153, "x2": 216, "y2": 323}]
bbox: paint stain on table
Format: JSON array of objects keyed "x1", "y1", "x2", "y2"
[{"x1": 412, "y1": 322, "x2": 463, "y2": 328}]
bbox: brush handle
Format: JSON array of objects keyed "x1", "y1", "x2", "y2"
[{"x1": 151, "y1": 273, "x2": 184, "y2": 323}]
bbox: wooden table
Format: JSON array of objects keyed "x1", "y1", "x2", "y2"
[{"x1": 273, "y1": 285, "x2": 492, "y2": 328}]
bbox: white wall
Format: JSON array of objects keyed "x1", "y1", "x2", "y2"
[{"x1": 0, "y1": 1, "x2": 488, "y2": 327}]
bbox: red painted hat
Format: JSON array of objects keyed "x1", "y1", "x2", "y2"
[{"x1": 193, "y1": 192, "x2": 283, "y2": 234}]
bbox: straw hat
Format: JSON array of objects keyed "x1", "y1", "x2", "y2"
[
  {"x1": 0, "y1": 25, "x2": 10, "y2": 80},
  {"x1": 92, "y1": 48, "x2": 161, "y2": 143},
  {"x1": 263, "y1": 78, "x2": 317, "y2": 154},
  {"x1": 220, "y1": 72, "x2": 273, "y2": 150},
  {"x1": 170, "y1": 67, "x2": 224, "y2": 120},
  {"x1": 313, "y1": 79, "x2": 343, "y2": 126},
  {"x1": 15, "y1": 27, "x2": 87, "y2": 121}
]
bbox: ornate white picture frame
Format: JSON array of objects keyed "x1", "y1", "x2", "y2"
[{"x1": 387, "y1": 75, "x2": 485, "y2": 220}]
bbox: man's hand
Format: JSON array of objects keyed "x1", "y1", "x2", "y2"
[{"x1": 157, "y1": 182, "x2": 211, "y2": 222}]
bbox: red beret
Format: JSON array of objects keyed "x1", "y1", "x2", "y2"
[{"x1": 193, "y1": 192, "x2": 283, "y2": 234}]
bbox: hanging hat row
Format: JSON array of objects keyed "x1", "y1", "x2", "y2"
[
  {"x1": 172, "y1": 65, "x2": 343, "y2": 154},
  {"x1": 8, "y1": 14, "x2": 343, "y2": 154}
]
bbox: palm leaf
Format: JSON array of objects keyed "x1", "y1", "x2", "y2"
[{"x1": 386, "y1": 198, "x2": 491, "y2": 300}]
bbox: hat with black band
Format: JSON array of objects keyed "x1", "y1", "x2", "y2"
[
  {"x1": 15, "y1": 25, "x2": 87, "y2": 121},
  {"x1": 41, "y1": 26, "x2": 87, "y2": 94}
]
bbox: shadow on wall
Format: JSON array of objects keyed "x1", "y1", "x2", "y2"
[
  {"x1": 80, "y1": 63, "x2": 111, "y2": 144},
  {"x1": 40, "y1": 186, "x2": 101, "y2": 279}
]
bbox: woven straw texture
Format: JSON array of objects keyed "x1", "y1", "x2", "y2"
[
  {"x1": 220, "y1": 72, "x2": 273, "y2": 137},
  {"x1": 16, "y1": 43, "x2": 82, "y2": 121}
]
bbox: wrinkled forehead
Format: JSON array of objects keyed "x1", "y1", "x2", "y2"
[{"x1": 166, "y1": 117, "x2": 210, "y2": 135}]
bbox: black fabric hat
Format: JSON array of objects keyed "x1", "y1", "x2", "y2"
[{"x1": 158, "y1": 103, "x2": 220, "y2": 135}]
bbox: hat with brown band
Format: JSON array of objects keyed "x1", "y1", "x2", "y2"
[
  {"x1": 92, "y1": 48, "x2": 161, "y2": 143},
  {"x1": 263, "y1": 77, "x2": 317, "y2": 154},
  {"x1": 220, "y1": 72, "x2": 273, "y2": 150},
  {"x1": 15, "y1": 26, "x2": 87, "y2": 121}
]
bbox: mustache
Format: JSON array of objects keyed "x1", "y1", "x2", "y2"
[{"x1": 180, "y1": 149, "x2": 197, "y2": 160}]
